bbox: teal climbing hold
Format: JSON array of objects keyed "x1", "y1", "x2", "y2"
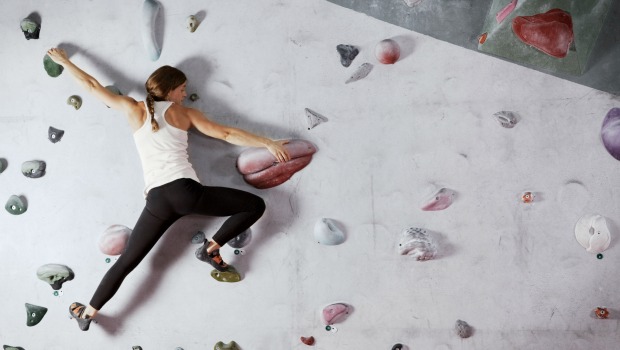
[
  {"x1": 25, "y1": 303, "x2": 47, "y2": 326},
  {"x1": 43, "y1": 54, "x2": 63, "y2": 77},
  {"x1": 5, "y1": 195, "x2": 27, "y2": 215}
]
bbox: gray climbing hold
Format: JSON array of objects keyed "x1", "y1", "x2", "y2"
[
  {"x1": 345, "y1": 63, "x2": 373, "y2": 84},
  {"x1": 455, "y1": 319, "x2": 472, "y2": 338},
  {"x1": 337, "y1": 44, "x2": 359, "y2": 67},
  {"x1": 20, "y1": 17, "x2": 40, "y2": 40},
  {"x1": 227, "y1": 229, "x2": 252, "y2": 249},
  {"x1": 189, "y1": 93, "x2": 199, "y2": 102},
  {"x1": 132, "y1": 347, "x2": 143, "y2": 350},
  {"x1": 43, "y1": 54, "x2": 63, "y2": 77},
  {"x1": 392, "y1": 344, "x2": 403, "y2": 350},
  {"x1": 214, "y1": 341, "x2": 240, "y2": 350},
  {"x1": 492, "y1": 111, "x2": 518, "y2": 128},
  {"x1": 48, "y1": 126, "x2": 65, "y2": 143},
  {"x1": 305, "y1": 108, "x2": 329, "y2": 130},
  {"x1": 36, "y1": 264, "x2": 75, "y2": 290},
  {"x1": 314, "y1": 218, "x2": 345, "y2": 245},
  {"x1": 21, "y1": 160, "x2": 46, "y2": 178},
  {"x1": 5, "y1": 195, "x2": 27, "y2": 215},
  {"x1": 191, "y1": 231, "x2": 206, "y2": 244},
  {"x1": 0, "y1": 158, "x2": 6, "y2": 173},
  {"x1": 67, "y1": 95, "x2": 82, "y2": 110},
  {"x1": 3, "y1": 346, "x2": 26, "y2": 350},
  {"x1": 25, "y1": 303, "x2": 47, "y2": 326}
]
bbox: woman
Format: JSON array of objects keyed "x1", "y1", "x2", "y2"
[{"x1": 47, "y1": 48, "x2": 290, "y2": 331}]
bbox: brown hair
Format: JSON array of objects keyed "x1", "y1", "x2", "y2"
[{"x1": 144, "y1": 65, "x2": 187, "y2": 132}]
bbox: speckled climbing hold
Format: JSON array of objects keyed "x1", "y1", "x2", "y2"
[
  {"x1": 187, "y1": 15, "x2": 199, "y2": 32},
  {"x1": 3, "y1": 346, "x2": 26, "y2": 350},
  {"x1": 345, "y1": 63, "x2": 373, "y2": 84},
  {"x1": 594, "y1": 307, "x2": 610, "y2": 319},
  {"x1": 492, "y1": 111, "x2": 518, "y2": 128},
  {"x1": 227, "y1": 228, "x2": 252, "y2": 249},
  {"x1": 421, "y1": 188, "x2": 455, "y2": 211},
  {"x1": 398, "y1": 227, "x2": 437, "y2": 261},
  {"x1": 211, "y1": 266, "x2": 241, "y2": 283},
  {"x1": 336, "y1": 44, "x2": 359, "y2": 67},
  {"x1": 392, "y1": 344, "x2": 403, "y2": 350},
  {"x1": 5, "y1": 195, "x2": 27, "y2": 215},
  {"x1": 189, "y1": 93, "x2": 199, "y2": 102},
  {"x1": 322, "y1": 303, "x2": 350, "y2": 325},
  {"x1": 43, "y1": 54, "x2": 63, "y2": 77},
  {"x1": 305, "y1": 108, "x2": 328, "y2": 130},
  {"x1": 375, "y1": 39, "x2": 400, "y2": 64},
  {"x1": 20, "y1": 17, "x2": 40, "y2": 40},
  {"x1": 191, "y1": 231, "x2": 206, "y2": 244},
  {"x1": 48, "y1": 126, "x2": 65, "y2": 143},
  {"x1": 214, "y1": 341, "x2": 240, "y2": 350},
  {"x1": 67, "y1": 95, "x2": 82, "y2": 110},
  {"x1": 314, "y1": 218, "x2": 345, "y2": 245},
  {"x1": 99, "y1": 225, "x2": 132, "y2": 255},
  {"x1": 25, "y1": 303, "x2": 47, "y2": 326},
  {"x1": 455, "y1": 319, "x2": 472, "y2": 338},
  {"x1": 575, "y1": 214, "x2": 611, "y2": 254},
  {"x1": 142, "y1": 0, "x2": 162, "y2": 61},
  {"x1": 21, "y1": 160, "x2": 46, "y2": 178},
  {"x1": 300, "y1": 336, "x2": 315, "y2": 345},
  {"x1": 37, "y1": 264, "x2": 74, "y2": 290}
]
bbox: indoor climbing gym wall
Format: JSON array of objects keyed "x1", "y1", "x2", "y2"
[{"x1": 1, "y1": 0, "x2": 619, "y2": 349}]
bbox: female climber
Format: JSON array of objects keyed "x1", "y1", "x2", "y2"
[{"x1": 46, "y1": 48, "x2": 290, "y2": 331}]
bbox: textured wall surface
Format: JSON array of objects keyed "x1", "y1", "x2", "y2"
[{"x1": 1, "y1": 1, "x2": 619, "y2": 349}]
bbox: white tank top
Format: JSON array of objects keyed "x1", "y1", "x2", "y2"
[{"x1": 133, "y1": 101, "x2": 200, "y2": 197}]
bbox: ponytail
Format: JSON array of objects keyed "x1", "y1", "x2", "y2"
[{"x1": 146, "y1": 93, "x2": 160, "y2": 132}]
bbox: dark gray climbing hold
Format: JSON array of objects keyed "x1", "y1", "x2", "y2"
[
  {"x1": 43, "y1": 54, "x2": 63, "y2": 77},
  {"x1": 48, "y1": 126, "x2": 65, "y2": 143},
  {"x1": 36, "y1": 264, "x2": 75, "y2": 290},
  {"x1": 455, "y1": 319, "x2": 472, "y2": 338},
  {"x1": 337, "y1": 44, "x2": 359, "y2": 67},
  {"x1": 189, "y1": 93, "x2": 199, "y2": 102},
  {"x1": 227, "y1": 228, "x2": 252, "y2": 249},
  {"x1": 4, "y1": 346, "x2": 26, "y2": 350},
  {"x1": 391, "y1": 344, "x2": 403, "y2": 350},
  {"x1": 67, "y1": 95, "x2": 82, "y2": 110},
  {"x1": 191, "y1": 231, "x2": 206, "y2": 244},
  {"x1": 5, "y1": 195, "x2": 27, "y2": 215},
  {"x1": 20, "y1": 17, "x2": 40, "y2": 40},
  {"x1": 21, "y1": 160, "x2": 46, "y2": 178},
  {"x1": 0, "y1": 158, "x2": 6, "y2": 173},
  {"x1": 25, "y1": 303, "x2": 47, "y2": 326},
  {"x1": 132, "y1": 347, "x2": 143, "y2": 350}
]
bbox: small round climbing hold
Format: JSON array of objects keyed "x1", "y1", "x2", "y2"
[
  {"x1": 105, "y1": 258, "x2": 111, "y2": 263},
  {"x1": 597, "y1": 253, "x2": 603, "y2": 259},
  {"x1": 189, "y1": 93, "x2": 199, "y2": 102},
  {"x1": 325, "y1": 325, "x2": 331, "y2": 331},
  {"x1": 392, "y1": 344, "x2": 403, "y2": 350},
  {"x1": 53, "y1": 291, "x2": 59, "y2": 296}
]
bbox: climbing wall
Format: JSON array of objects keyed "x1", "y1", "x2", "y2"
[{"x1": 1, "y1": 0, "x2": 619, "y2": 349}]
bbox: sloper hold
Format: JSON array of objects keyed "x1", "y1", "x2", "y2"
[
  {"x1": 314, "y1": 218, "x2": 345, "y2": 245},
  {"x1": 345, "y1": 63, "x2": 373, "y2": 84},
  {"x1": 336, "y1": 44, "x2": 359, "y2": 67},
  {"x1": 48, "y1": 126, "x2": 65, "y2": 143},
  {"x1": 36, "y1": 264, "x2": 74, "y2": 290},
  {"x1": 0, "y1": 159, "x2": 5, "y2": 173},
  {"x1": 25, "y1": 303, "x2": 47, "y2": 326},
  {"x1": 211, "y1": 266, "x2": 241, "y2": 283},
  {"x1": 512, "y1": 9, "x2": 573, "y2": 58},
  {"x1": 4, "y1": 346, "x2": 26, "y2": 350},
  {"x1": 142, "y1": 0, "x2": 162, "y2": 61},
  {"x1": 322, "y1": 303, "x2": 350, "y2": 325},
  {"x1": 305, "y1": 108, "x2": 328, "y2": 130},
  {"x1": 574, "y1": 214, "x2": 611, "y2": 254},
  {"x1": 43, "y1": 54, "x2": 63, "y2": 77},
  {"x1": 421, "y1": 188, "x2": 455, "y2": 211},
  {"x1": 601, "y1": 107, "x2": 620, "y2": 161},
  {"x1": 21, "y1": 160, "x2": 46, "y2": 178},
  {"x1": 20, "y1": 17, "x2": 40, "y2": 39},
  {"x1": 214, "y1": 341, "x2": 240, "y2": 350},
  {"x1": 192, "y1": 231, "x2": 206, "y2": 244},
  {"x1": 398, "y1": 227, "x2": 437, "y2": 261},
  {"x1": 227, "y1": 228, "x2": 252, "y2": 248},
  {"x1": 375, "y1": 39, "x2": 400, "y2": 64},
  {"x1": 99, "y1": 225, "x2": 132, "y2": 255},
  {"x1": 5, "y1": 195, "x2": 27, "y2": 215}
]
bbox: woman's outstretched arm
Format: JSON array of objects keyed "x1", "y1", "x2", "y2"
[{"x1": 47, "y1": 48, "x2": 141, "y2": 116}]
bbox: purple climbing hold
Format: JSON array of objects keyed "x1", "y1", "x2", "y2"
[{"x1": 601, "y1": 107, "x2": 620, "y2": 161}]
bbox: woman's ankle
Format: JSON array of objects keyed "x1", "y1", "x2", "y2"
[{"x1": 206, "y1": 240, "x2": 221, "y2": 254}]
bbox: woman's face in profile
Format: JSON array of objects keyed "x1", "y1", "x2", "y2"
[{"x1": 166, "y1": 82, "x2": 187, "y2": 104}]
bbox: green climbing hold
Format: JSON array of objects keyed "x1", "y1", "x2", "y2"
[
  {"x1": 105, "y1": 257, "x2": 111, "y2": 263},
  {"x1": 5, "y1": 195, "x2": 27, "y2": 215},
  {"x1": 211, "y1": 266, "x2": 241, "y2": 283},
  {"x1": 214, "y1": 341, "x2": 240, "y2": 350},
  {"x1": 67, "y1": 95, "x2": 82, "y2": 110},
  {"x1": 25, "y1": 303, "x2": 47, "y2": 326},
  {"x1": 4, "y1": 345, "x2": 26, "y2": 350},
  {"x1": 325, "y1": 325, "x2": 332, "y2": 331},
  {"x1": 43, "y1": 54, "x2": 63, "y2": 77},
  {"x1": 20, "y1": 17, "x2": 40, "y2": 40},
  {"x1": 597, "y1": 253, "x2": 604, "y2": 259}
]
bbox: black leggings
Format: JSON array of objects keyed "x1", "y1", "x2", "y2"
[{"x1": 89, "y1": 178, "x2": 265, "y2": 310}]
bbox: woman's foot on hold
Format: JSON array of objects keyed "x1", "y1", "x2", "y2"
[
  {"x1": 69, "y1": 302, "x2": 93, "y2": 331},
  {"x1": 196, "y1": 244, "x2": 228, "y2": 272}
]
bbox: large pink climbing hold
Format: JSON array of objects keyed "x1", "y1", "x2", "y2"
[
  {"x1": 99, "y1": 225, "x2": 131, "y2": 255},
  {"x1": 322, "y1": 303, "x2": 350, "y2": 325},
  {"x1": 512, "y1": 9, "x2": 573, "y2": 58},
  {"x1": 236, "y1": 139, "x2": 317, "y2": 189}
]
